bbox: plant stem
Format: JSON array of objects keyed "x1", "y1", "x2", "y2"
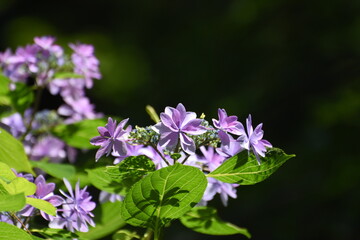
[
  {"x1": 20, "y1": 86, "x2": 44, "y2": 141},
  {"x1": 10, "y1": 212, "x2": 32, "y2": 235}
]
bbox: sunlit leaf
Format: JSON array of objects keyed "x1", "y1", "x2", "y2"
[
  {"x1": 26, "y1": 197, "x2": 56, "y2": 216},
  {"x1": 0, "y1": 127, "x2": 34, "y2": 174},
  {"x1": 0, "y1": 192, "x2": 26, "y2": 212},
  {"x1": 0, "y1": 222, "x2": 32, "y2": 240},
  {"x1": 207, "y1": 148, "x2": 294, "y2": 185},
  {"x1": 121, "y1": 163, "x2": 207, "y2": 231}
]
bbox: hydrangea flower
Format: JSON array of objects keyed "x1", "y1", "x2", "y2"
[
  {"x1": 90, "y1": 117, "x2": 132, "y2": 161},
  {"x1": 152, "y1": 103, "x2": 206, "y2": 155},
  {"x1": 50, "y1": 179, "x2": 96, "y2": 232},
  {"x1": 242, "y1": 114, "x2": 272, "y2": 164},
  {"x1": 19, "y1": 175, "x2": 64, "y2": 221},
  {"x1": 58, "y1": 97, "x2": 102, "y2": 123},
  {"x1": 69, "y1": 43, "x2": 101, "y2": 89},
  {"x1": 212, "y1": 108, "x2": 245, "y2": 135},
  {"x1": 201, "y1": 177, "x2": 238, "y2": 207}
]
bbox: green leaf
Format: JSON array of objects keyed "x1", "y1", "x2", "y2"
[
  {"x1": 0, "y1": 127, "x2": 34, "y2": 174},
  {"x1": 112, "y1": 230, "x2": 140, "y2": 240},
  {"x1": 0, "y1": 162, "x2": 17, "y2": 182},
  {"x1": 0, "y1": 74, "x2": 11, "y2": 105},
  {"x1": 26, "y1": 197, "x2": 56, "y2": 216},
  {"x1": 180, "y1": 206, "x2": 251, "y2": 238},
  {"x1": 87, "y1": 155, "x2": 155, "y2": 195},
  {"x1": 51, "y1": 118, "x2": 107, "y2": 149},
  {"x1": 30, "y1": 161, "x2": 76, "y2": 179},
  {"x1": 8, "y1": 82, "x2": 34, "y2": 114},
  {"x1": 53, "y1": 72, "x2": 84, "y2": 79},
  {"x1": 0, "y1": 177, "x2": 36, "y2": 196},
  {"x1": 121, "y1": 163, "x2": 207, "y2": 230},
  {"x1": 31, "y1": 228, "x2": 80, "y2": 240},
  {"x1": 77, "y1": 201, "x2": 126, "y2": 240},
  {"x1": 0, "y1": 192, "x2": 26, "y2": 212},
  {"x1": 0, "y1": 222, "x2": 33, "y2": 240},
  {"x1": 207, "y1": 148, "x2": 295, "y2": 185}
]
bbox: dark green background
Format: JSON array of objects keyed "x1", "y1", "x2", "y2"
[{"x1": 1, "y1": 0, "x2": 359, "y2": 239}]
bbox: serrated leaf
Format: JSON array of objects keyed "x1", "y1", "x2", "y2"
[
  {"x1": 207, "y1": 148, "x2": 295, "y2": 185},
  {"x1": 0, "y1": 127, "x2": 34, "y2": 174},
  {"x1": 30, "y1": 161, "x2": 76, "y2": 179},
  {"x1": 0, "y1": 192, "x2": 26, "y2": 212},
  {"x1": 0, "y1": 222, "x2": 33, "y2": 240},
  {"x1": 52, "y1": 118, "x2": 107, "y2": 149},
  {"x1": 121, "y1": 163, "x2": 207, "y2": 230},
  {"x1": 77, "y1": 201, "x2": 126, "y2": 240},
  {"x1": 180, "y1": 206, "x2": 251, "y2": 238},
  {"x1": 87, "y1": 155, "x2": 155, "y2": 195},
  {"x1": 8, "y1": 82, "x2": 34, "y2": 114},
  {"x1": 26, "y1": 197, "x2": 56, "y2": 216}
]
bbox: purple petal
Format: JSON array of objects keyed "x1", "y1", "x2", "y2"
[
  {"x1": 90, "y1": 136, "x2": 107, "y2": 146},
  {"x1": 179, "y1": 133, "x2": 196, "y2": 155}
]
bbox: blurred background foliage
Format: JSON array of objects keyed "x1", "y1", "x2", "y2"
[{"x1": 1, "y1": 0, "x2": 359, "y2": 239}]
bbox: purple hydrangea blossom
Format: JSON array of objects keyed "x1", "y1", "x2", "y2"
[
  {"x1": 152, "y1": 103, "x2": 206, "y2": 155},
  {"x1": 99, "y1": 191, "x2": 123, "y2": 203},
  {"x1": 0, "y1": 112, "x2": 26, "y2": 138},
  {"x1": 242, "y1": 114, "x2": 272, "y2": 164},
  {"x1": 90, "y1": 117, "x2": 132, "y2": 161},
  {"x1": 50, "y1": 179, "x2": 96, "y2": 232},
  {"x1": 212, "y1": 108, "x2": 245, "y2": 136},
  {"x1": 49, "y1": 77, "x2": 86, "y2": 101},
  {"x1": 29, "y1": 136, "x2": 67, "y2": 163},
  {"x1": 69, "y1": 43, "x2": 101, "y2": 89},
  {"x1": 216, "y1": 130, "x2": 244, "y2": 158},
  {"x1": 19, "y1": 175, "x2": 64, "y2": 221},
  {"x1": 201, "y1": 177, "x2": 238, "y2": 207},
  {"x1": 58, "y1": 97, "x2": 102, "y2": 123},
  {"x1": 198, "y1": 146, "x2": 225, "y2": 172}
]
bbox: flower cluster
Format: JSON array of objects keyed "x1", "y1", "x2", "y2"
[
  {"x1": 50, "y1": 179, "x2": 96, "y2": 232},
  {"x1": 91, "y1": 103, "x2": 272, "y2": 206},
  {"x1": 0, "y1": 36, "x2": 102, "y2": 164},
  {"x1": 0, "y1": 171, "x2": 95, "y2": 233}
]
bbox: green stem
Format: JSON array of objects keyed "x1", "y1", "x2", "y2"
[
  {"x1": 154, "y1": 226, "x2": 162, "y2": 240},
  {"x1": 20, "y1": 86, "x2": 44, "y2": 141}
]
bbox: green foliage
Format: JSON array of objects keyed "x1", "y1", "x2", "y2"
[
  {"x1": 9, "y1": 82, "x2": 34, "y2": 115},
  {"x1": 0, "y1": 128, "x2": 34, "y2": 174},
  {"x1": 51, "y1": 118, "x2": 107, "y2": 149},
  {"x1": 207, "y1": 148, "x2": 295, "y2": 185},
  {"x1": 0, "y1": 75, "x2": 11, "y2": 105},
  {"x1": 30, "y1": 160, "x2": 76, "y2": 179},
  {"x1": 32, "y1": 228, "x2": 80, "y2": 240},
  {"x1": 77, "y1": 201, "x2": 126, "y2": 240},
  {"x1": 112, "y1": 230, "x2": 140, "y2": 240},
  {"x1": 0, "y1": 192, "x2": 26, "y2": 212},
  {"x1": 120, "y1": 163, "x2": 207, "y2": 231},
  {"x1": 180, "y1": 206, "x2": 251, "y2": 238},
  {"x1": 87, "y1": 155, "x2": 155, "y2": 195},
  {"x1": 0, "y1": 222, "x2": 33, "y2": 240},
  {"x1": 0, "y1": 177, "x2": 36, "y2": 196},
  {"x1": 53, "y1": 72, "x2": 84, "y2": 79},
  {"x1": 26, "y1": 197, "x2": 56, "y2": 216}
]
